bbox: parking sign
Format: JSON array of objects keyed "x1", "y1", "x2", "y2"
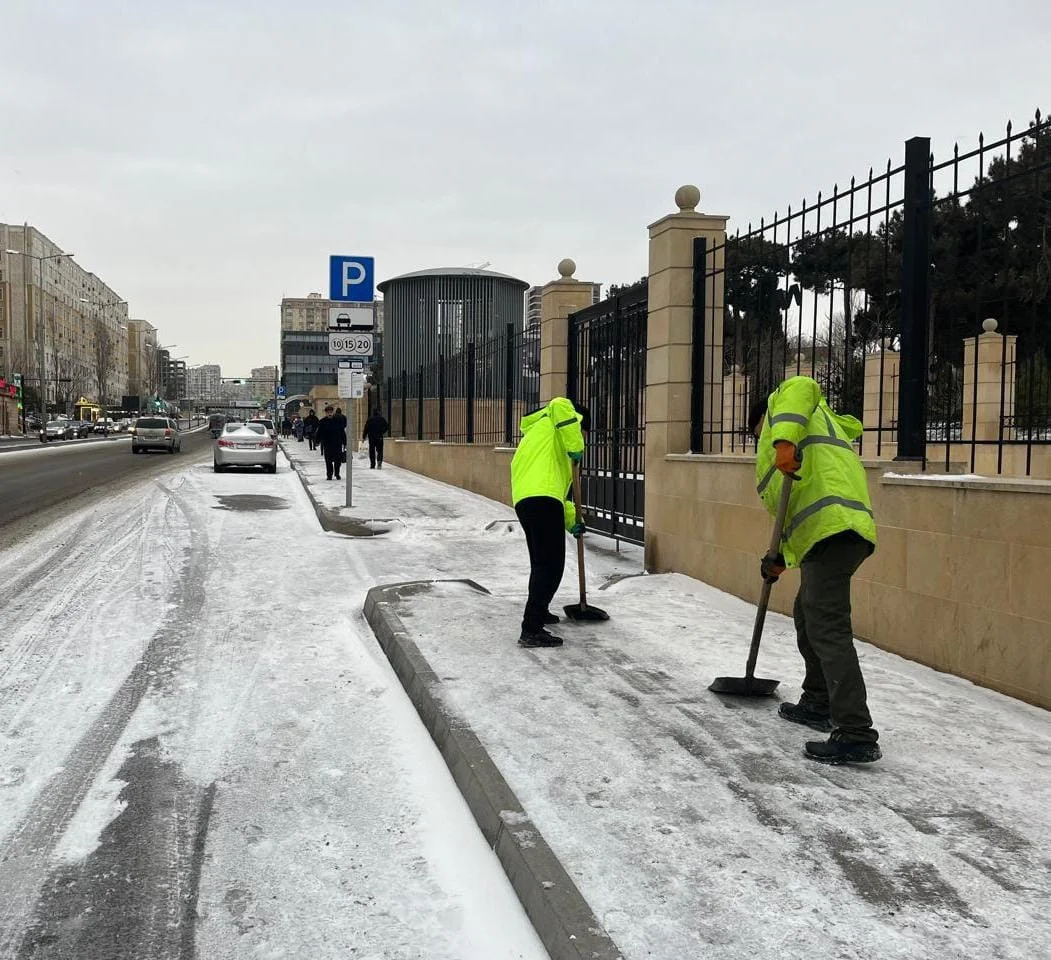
[{"x1": 329, "y1": 255, "x2": 375, "y2": 303}]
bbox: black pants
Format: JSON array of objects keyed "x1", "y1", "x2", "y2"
[
  {"x1": 794, "y1": 531, "x2": 877, "y2": 742},
  {"x1": 323, "y1": 447, "x2": 342, "y2": 479},
  {"x1": 308, "y1": 435, "x2": 317, "y2": 450},
  {"x1": 515, "y1": 496, "x2": 566, "y2": 633},
  {"x1": 368, "y1": 437, "x2": 384, "y2": 467}
]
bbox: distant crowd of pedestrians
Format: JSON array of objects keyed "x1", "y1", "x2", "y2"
[{"x1": 282, "y1": 406, "x2": 389, "y2": 479}]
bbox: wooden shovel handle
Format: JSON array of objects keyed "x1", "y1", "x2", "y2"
[{"x1": 572, "y1": 462, "x2": 587, "y2": 609}]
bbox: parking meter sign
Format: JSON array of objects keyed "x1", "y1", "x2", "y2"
[
  {"x1": 329, "y1": 256, "x2": 375, "y2": 303},
  {"x1": 328, "y1": 332, "x2": 373, "y2": 357}
]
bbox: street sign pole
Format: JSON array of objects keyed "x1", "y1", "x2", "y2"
[{"x1": 346, "y1": 396, "x2": 354, "y2": 508}]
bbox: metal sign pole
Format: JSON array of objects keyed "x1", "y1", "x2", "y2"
[{"x1": 345, "y1": 392, "x2": 354, "y2": 507}]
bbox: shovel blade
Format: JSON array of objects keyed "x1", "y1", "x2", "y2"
[
  {"x1": 563, "y1": 603, "x2": 610, "y2": 622},
  {"x1": 708, "y1": 676, "x2": 780, "y2": 697}
]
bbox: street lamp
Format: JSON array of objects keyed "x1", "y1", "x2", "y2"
[{"x1": 5, "y1": 248, "x2": 74, "y2": 418}]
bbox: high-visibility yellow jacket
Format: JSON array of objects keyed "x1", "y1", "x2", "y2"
[
  {"x1": 756, "y1": 376, "x2": 877, "y2": 567},
  {"x1": 511, "y1": 397, "x2": 585, "y2": 531}
]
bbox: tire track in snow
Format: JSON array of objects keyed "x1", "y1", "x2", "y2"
[{"x1": 0, "y1": 481, "x2": 214, "y2": 958}]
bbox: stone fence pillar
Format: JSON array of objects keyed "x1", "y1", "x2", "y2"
[
  {"x1": 539, "y1": 259, "x2": 595, "y2": 403},
  {"x1": 646, "y1": 186, "x2": 729, "y2": 460},
  {"x1": 962, "y1": 318, "x2": 1016, "y2": 443}
]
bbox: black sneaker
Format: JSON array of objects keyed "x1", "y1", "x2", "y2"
[
  {"x1": 779, "y1": 701, "x2": 833, "y2": 733},
  {"x1": 543, "y1": 611, "x2": 560, "y2": 625},
  {"x1": 518, "y1": 628, "x2": 563, "y2": 648},
  {"x1": 804, "y1": 732, "x2": 882, "y2": 765}
]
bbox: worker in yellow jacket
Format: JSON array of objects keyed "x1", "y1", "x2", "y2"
[
  {"x1": 749, "y1": 376, "x2": 881, "y2": 765},
  {"x1": 510, "y1": 397, "x2": 588, "y2": 647}
]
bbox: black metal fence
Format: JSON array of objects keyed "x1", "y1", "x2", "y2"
[
  {"x1": 696, "y1": 108, "x2": 1051, "y2": 476},
  {"x1": 567, "y1": 282, "x2": 648, "y2": 545},
  {"x1": 386, "y1": 323, "x2": 540, "y2": 445}
]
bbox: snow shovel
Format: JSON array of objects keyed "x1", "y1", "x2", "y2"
[
  {"x1": 708, "y1": 475, "x2": 795, "y2": 697},
  {"x1": 563, "y1": 463, "x2": 610, "y2": 622}
]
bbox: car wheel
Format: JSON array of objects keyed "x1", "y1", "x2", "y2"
[
  {"x1": 213, "y1": 463, "x2": 223, "y2": 473},
  {"x1": 266, "y1": 464, "x2": 277, "y2": 474},
  {"x1": 132, "y1": 446, "x2": 139, "y2": 454}
]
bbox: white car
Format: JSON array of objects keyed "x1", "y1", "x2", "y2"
[
  {"x1": 131, "y1": 416, "x2": 181, "y2": 454},
  {"x1": 214, "y1": 422, "x2": 278, "y2": 473}
]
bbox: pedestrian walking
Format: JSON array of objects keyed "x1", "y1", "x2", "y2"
[
  {"x1": 293, "y1": 416, "x2": 304, "y2": 442},
  {"x1": 333, "y1": 407, "x2": 348, "y2": 463},
  {"x1": 304, "y1": 410, "x2": 320, "y2": 451},
  {"x1": 314, "y1": 405, "x2": 344, "y2": 480},
  {"x1": 509, "y1": 397, "x2": 588, "y2": 648},
  {"x1": 281, "y1": 416, "x2": 292, "y2": 439},
  {"x1": 748, "y1": 375, "x2": 880, "y2": 765},
  {"x1": 362, "y1": 407, "x2": 389, "y2": 469}
]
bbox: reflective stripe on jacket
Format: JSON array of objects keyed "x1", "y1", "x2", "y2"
[
  {"x1": 510, "y1": 397, "x2": 585, "y2": 531},
  {"x1": 755, "y1": 376, "x2": 877, "y2": 567}
]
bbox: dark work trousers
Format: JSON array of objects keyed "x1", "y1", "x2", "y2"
[
  {"x1": 307, "y1": 433, "x2": 317, "y2": 451},
  {"x1": 323, "y1": 447, "x2": 342, "y2": 480},
  {"x1": 515, "y1": 496, "x2": 566, "y2": 634},
  {"x1": 368, "y1": 437, "x2": 384, "y2": 468},
  {"x1": 793, "y1": 531, "x2": 878, "y2": 742}
]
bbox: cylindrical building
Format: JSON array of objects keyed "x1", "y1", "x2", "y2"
[{"x1": 378, "y1": 267, "x2": 528, "y2": 384}]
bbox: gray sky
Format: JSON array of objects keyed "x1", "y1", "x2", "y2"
[{"x1": 2, "y1": 0, "x2": 1048, "y2": 374}]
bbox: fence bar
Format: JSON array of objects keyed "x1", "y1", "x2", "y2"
[
  {"x1": 417, "y1": 365, "x2": 424, "y2": 440},
  {"x1": 401, "y1": 370, "x2": 407, "y2": 439},
  {"x1": 690, "y1": 237, "x2": 707, "y2": 453},
  {"x1": 386, "y1": 376, "x2": 393, "y2": 431},
  {"x1": 466, "y1": 341, "x2": 475, "y2": 444},
  {"x1": 896, "y1": 135, "x2": 932, "y2": 460},
  {"x1": 504, "y1": 323, "x2": 514, "y2": 445},
  {"x1": 438, "y1": 353, "x2": 446, "y2": 440}
]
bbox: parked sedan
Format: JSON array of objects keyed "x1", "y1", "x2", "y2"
[
  {"x1": 213, "y1": 423, "x2": 277, "y2": 473},
  {"x1": 71, "y1": 421, "x2": 93, "y2": 438},
  {"x1": 131, "y1": 417, "x2": 181, "y2": 454},
  {"x1": 40, "y1": 420, "x2": 75, "y2": 442}
]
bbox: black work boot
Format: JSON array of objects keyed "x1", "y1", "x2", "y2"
[
  {"x1": 804, "y1": 731, "x2": 882, "y2": 765},
  {"x1": 543, "y1": 611, "x2": 560, "y2": 625},
  {"x1": 779, "y1": 701, "x2": 833, "y2": 733},
  {"x1": 518, "y1": 628, "x2": 563, "y2": 648}
]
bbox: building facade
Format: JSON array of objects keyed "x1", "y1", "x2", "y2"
[
  {"x1": 126, "y1": 319, "x2": 158, "y2": 403},
  {"x1": 186, "y1": 364, "x2": 222, "y2": 401},
  {"x1": 1, "y1": 224, "x2": 131, "y2": 414},
  {"x1": 158, "y1": 351, "x2": 187, "y2": 402}
]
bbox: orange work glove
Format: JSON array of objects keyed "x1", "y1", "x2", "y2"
[{"x1": 774, "y1": 441, "x2": 801, "y2": 475}]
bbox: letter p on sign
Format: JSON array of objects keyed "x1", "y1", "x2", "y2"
[{"x1": 329, "y1": 255, "x2": 375, "y2": 303}]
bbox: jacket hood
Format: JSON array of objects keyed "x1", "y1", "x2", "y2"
[
  {"x1": 519, "y1": 405, "x2": 550, "y2": 434},
  {"x1": 829, "y1": 407, "x2": 863, "y2": 441}
]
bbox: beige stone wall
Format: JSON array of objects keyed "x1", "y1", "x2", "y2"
[
  {"x1": 646, "y1": 453, "x2": 1051, "y2": 710},
  {"x1": 384, "y1": 439, "x2": 515, "y2": 507}
]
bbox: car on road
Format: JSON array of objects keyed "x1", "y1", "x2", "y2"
[
  {"x1": 213, "y1": 422, "x2": 277, "y2": 473},
  {"x1": 71, "y1": 421, "x2": 93, "y2": 438},
  {"x1": 40, "y1": 420, "x2": 75, "y2": 442},
  {"x1": 93, "y1": 418, "x2": 115, "y2": 434},
  {"x1": 208, "y1": 414, "x2": 227, "y2": 439},
  {"x1": 131, "y1": 417, "x2": 181, "y2": 454},
  {"x1": 248, "y1": 417, "x2": 278, "y2": 440}
]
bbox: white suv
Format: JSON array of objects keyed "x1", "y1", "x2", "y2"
[{"x1": 131, "y1": 417, "x2": 181, "y2": 454}]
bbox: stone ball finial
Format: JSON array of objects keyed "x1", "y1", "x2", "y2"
[
  {"x1": 557, "y1": 258, "x2": 576, "y2": 279},
  {"x1": 675, "y1": 185, "x2": 701, "y2": 212},
  {"x1": 982, "y1": 317, "x2": 998, "y2": 334}
]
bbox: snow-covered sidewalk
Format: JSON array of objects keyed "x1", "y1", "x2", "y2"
[{"x1": 285, "y1": 440, "x2": 1051, "y2": 960}]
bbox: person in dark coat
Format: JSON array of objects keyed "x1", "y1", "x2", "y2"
[
  {"x1": 314, "y1": 405, "x2": 344, "y2": 480},
  {"x1": 304, "y1": 411, "x2": 320, "y2": 450},
  {"x1": 362, "y1": 407, "x2": 389, "y2": 469},
  {"x1": 333, "y1": 407, "x2": 348, "y2": 461}
]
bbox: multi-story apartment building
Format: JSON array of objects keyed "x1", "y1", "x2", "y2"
[
  {"x1": 158, "y1": 350, "x2": 187, "y2": 402},
  {"x1": 250, "y1": 365, "x2": 278, "y2": 388},
  {"x1": 0, "y1": 224, "x2": 129, "y2": 414},
  {"x1": 127, "y1": 319, "x2": 158, "y2": 403},
  {"x1": 186, "y1": 364, "x2": 222, "y2": 402}
]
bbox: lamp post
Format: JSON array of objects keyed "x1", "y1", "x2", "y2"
[{"x1": 4, "y1": 248, "x2": 74, "y2": 418}]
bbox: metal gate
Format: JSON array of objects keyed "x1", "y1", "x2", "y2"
[{"x1": 567, "y1": 282, "x2": 647, "y2": 544}]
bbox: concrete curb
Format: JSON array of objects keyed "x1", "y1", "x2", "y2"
[
  {"x1": 280, "y1": 444, "x2": 389, "y2": 537},
  {"x1": 364, "y1": 580, "x2": 624, "y2": 960}
]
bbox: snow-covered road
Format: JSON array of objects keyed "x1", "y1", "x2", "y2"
[{"x1": 0, "y1": 454, "x2": 550, "y2": 958}]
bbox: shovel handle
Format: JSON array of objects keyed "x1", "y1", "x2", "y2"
[
  {"x1": 745, "y1": 475, "x2": 794, "y2": 681},
  {"x1": 571, "y1": 462, "x2": 588, "y2": 610}
]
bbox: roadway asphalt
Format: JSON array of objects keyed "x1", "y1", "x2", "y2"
[{"x1": 0, "y1": 428, "x2": 214, "y2": 547}]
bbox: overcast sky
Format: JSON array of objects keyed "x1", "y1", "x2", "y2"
[{"x1": 2, "y1": 0, "x2": 1048, "y2": 374}]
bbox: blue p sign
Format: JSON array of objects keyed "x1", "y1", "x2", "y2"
[{"x1": 329, "y1": 255, "x2": 375, "y2": 303}]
